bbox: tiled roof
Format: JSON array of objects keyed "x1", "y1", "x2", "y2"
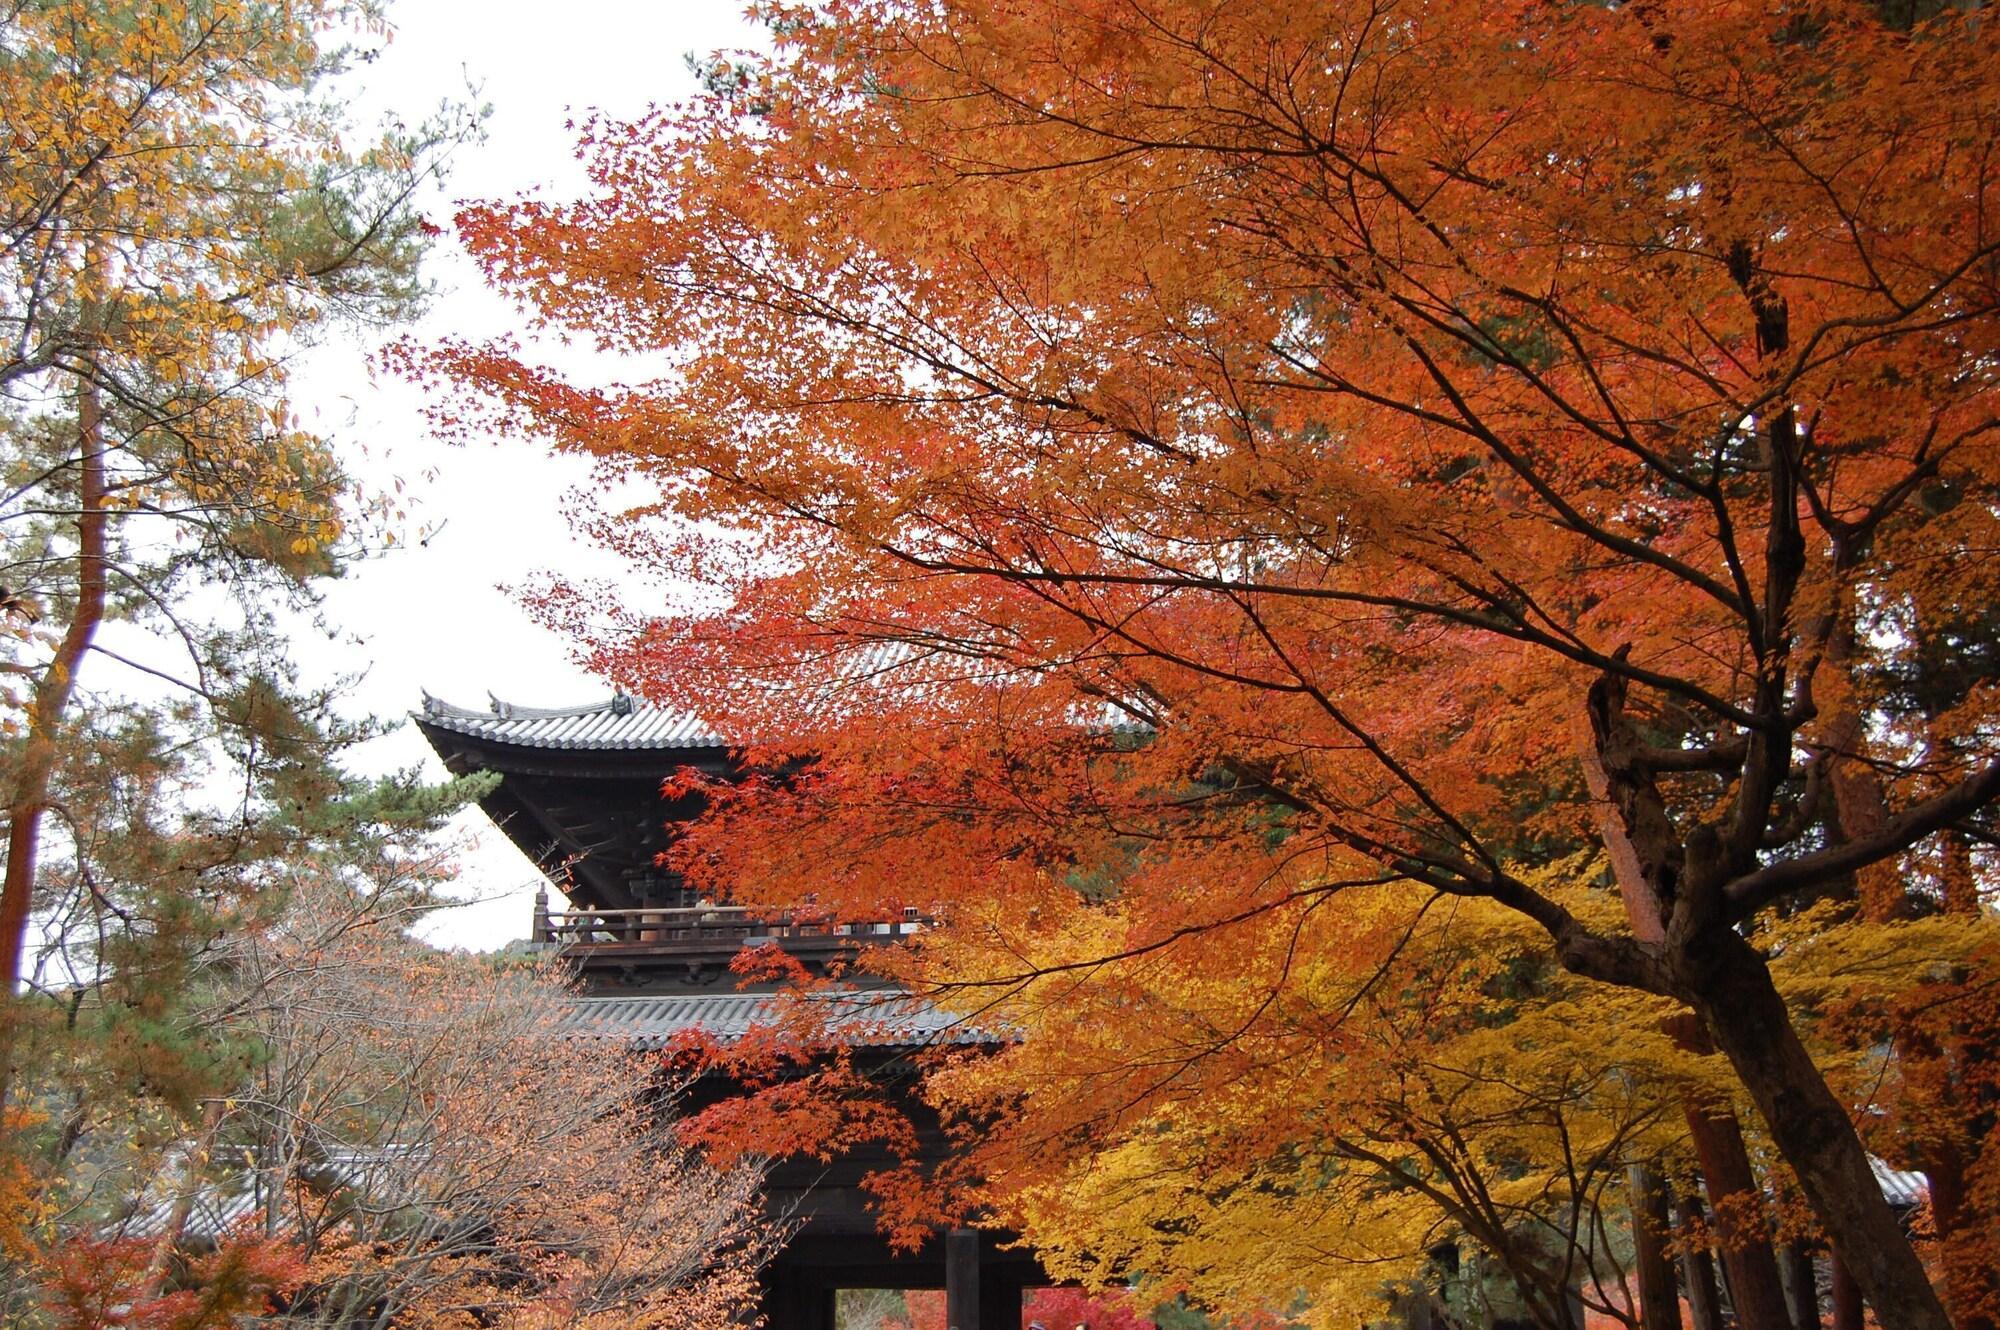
[
  {"x1": 1871, "y1": 1156, "x2": 1929, "y2": 1208},
  {"x1": 124, "y1": 1147, "x2": 422, "y2": 1243},
  {"x1": 565, "y1": 988, "x2": 994, "y2": 1050},
  {"x1": 416, "y1": 692, "x2": 726, "y2": 750},
  {"x1": 127, "y1": 1180, "x2": 265, "y2": 1242}
]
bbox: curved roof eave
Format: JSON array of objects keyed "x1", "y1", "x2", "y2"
[{"x1": 415, "y1": 691, "x2": 730, "y2": 752}]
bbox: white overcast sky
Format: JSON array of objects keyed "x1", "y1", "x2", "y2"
[{"x1": 293, "y1": 0, "x2": 765, "y2": 950}]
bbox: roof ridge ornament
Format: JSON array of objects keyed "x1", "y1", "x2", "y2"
[
  {"x1": 487, "y1": 691, "x2": 513, "y2": 719},
  {"x1": 610, "y1": 691, "x2": 634, "y2": 716}
]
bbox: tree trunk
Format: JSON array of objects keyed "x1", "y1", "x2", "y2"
[
  {"x1": 1581, "y1": 606, "x2": 1950, "y2": 1330},
  {"x1": 1829, "y1": 1250, "x2": 1863, "y2": 1330},
  {"x1": 1680, "y1": 1093, "x2": 1795, "y2": 1330},
  {"x1": 1780, "y1": 1241, "x2": 1818, "y2": 1330},
  {"x1": 1938, "y1": 826, "x2": 1978, "y2": 916},
  {"x1": 1688, "y1": 928, "x2": 1951, "y2": 1330},
  {"x1": 1585, "y1": 743, "x2": 1792, "y2": 1330},
  {"x1": 0, "y1": 370, "x2": 106, "y2": 1110},
  {"x1": 1628, "y1": 1164, "x2": 1682, "y2": 1330},
  {"x1": 1927, "y1": 826, "x2": 1998, "y2": 1330},
  {"x1": 1824, "y1": 621, "x2": 1907, "y2": 924},
  {"x1": 1679, "y1": 1195, "x2": 1725, "y2": 1330},
  {"x1": 1926, "y1": 1142, "x2": 1997, "y2": 1330}
]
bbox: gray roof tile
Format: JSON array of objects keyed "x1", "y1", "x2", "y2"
[
  {"x1": 1871, "y1": 1156, "x2": 1929, "y2": 1208},
  {"x1": 416, "y1": 693, "x2": 726, "y2": 751},
  {"x1": 124, "y1": 1147, "x2": 423, "y2": 1243},
  {"x1": 564, "y1": 988, "x2": 991, "y2": 1050}
]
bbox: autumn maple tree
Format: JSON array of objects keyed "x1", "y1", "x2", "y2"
[{"x1": 425, "y1": 0, "x2": 2000, "y2": 1326}]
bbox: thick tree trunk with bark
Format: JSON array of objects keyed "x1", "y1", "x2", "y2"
[
  {"x1": 1926, "y1": 1143, "x2": 1996, "y2": 1330},
  {"x1": 1582, "y1": 663, "x2": 1955, "y2": 1330},
  {"x1": 1684, "y1": 928, "x2": 1949, "y2": 1330},
  {"x1": 1584, "y1": 746, "x2": 1799, "y2": 1330},
  {"x1": 1824, "y1": 620, "x2": 1908, "y2": 924},
  {"x1": 1939, "y1": 828, "x2": 1978, "y2": 916},
  {"x1": 1926, "y1": 825, "x2": 1996, "y2": 1330},
  {"x1": 1823, "y1": 685, "x2": 1993, "y2": 1330}
]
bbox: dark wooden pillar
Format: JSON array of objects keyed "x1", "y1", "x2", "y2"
[
  {"x1": 980, "y1": 1270, "x2": 1021, "y2": 1330},
  {"x1": 947, "y1": 1227, "x2": 981, "y2": 1330}
]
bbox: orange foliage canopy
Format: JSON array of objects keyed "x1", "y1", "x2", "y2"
[{"x1": 420, "y1": 1, "x2": 2000, "y2": 1326}]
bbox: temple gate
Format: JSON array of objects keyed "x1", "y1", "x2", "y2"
[{"x1": 416, "y1": 692, "x2": 1051, "y2": 1330}]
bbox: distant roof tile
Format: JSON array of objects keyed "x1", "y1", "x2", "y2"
[
  {"x1": 125, "y1": 1147, "x2": 422, "y2": 1243},
  {"x1": 564, "y1": 988, "x2": 992, "y2": 1050},
  {"x1": 1871, "y1": 1157, "x2": 1929, "y2": 1208},
  {"x1": 417, "y1": 692, "x2": 726, "y2": 751}
]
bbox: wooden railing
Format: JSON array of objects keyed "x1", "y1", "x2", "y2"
[{"x1": 533, "y1": 903, "x2": 925, "y2": 950}]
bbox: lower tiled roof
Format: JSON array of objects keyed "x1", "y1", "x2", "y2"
[
  {"x1": 565, "y1": 988, "x2": 993, "y2": 1049},
  {"x1": 125, "y1": 1147, "x2": 423, "y2": 1243},
  {"x1": 1870, "y1": 1156, "x2": 1929, "y2": 1208}
]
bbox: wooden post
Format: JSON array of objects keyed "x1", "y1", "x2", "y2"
[
  {"x1": 947, "y1": 1227, "x2": 981, "y2": 1330},
  {"x1": 980, "y1": 1271, "x2": 1021, "y2": 1330}
]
